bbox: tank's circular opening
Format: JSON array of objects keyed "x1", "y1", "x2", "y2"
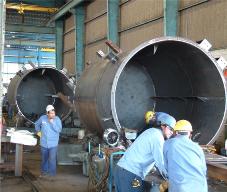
[
  {"x1": 114, "y1": 39, "x2": 226, "y2": 144},
  {"x1": 16, "y1": 68, "x2": 73, "y2": 122}
]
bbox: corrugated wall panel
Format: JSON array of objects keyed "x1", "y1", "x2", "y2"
[
  {"x1": 62, "y1": 0, "x2": 227, "y2": 76},
  {"x1": 179, "y1": 0, "x2": 203, "y2": 9},
  {"x1": 120, "y1": 19, "x2": 163, "y2": 52},
  {"x1": 63, "y1": 50, "x2": 75, "y2": 74},
  {"x1": 120, "y1": 0, "x2": 128, "y2": 4},
  {"x1": 86, "y1": 0, "x2": 107, "y2": 20},
  {"x1": 120, "y1": 0, "x2": 163, "y2": 31},
  {"x1": 64, "y1": 31, "x2": 75, "y2": 52},
  {"x1": 85, "y1": 40, "x2": 107, "y2": 65},
  {"x1": 85, "y1": 14, "x2": 107, "y2": 44},
  {"x1": 84, "y1": 0, "x2": 107, "y2": 68},
  {"x1": 63, "y1": 14, "x2": 75, "y2": 72},
  {"x1": 179, "y1": 0, "x2": 227, "y2": 49},
  {"x1": 65, "y1": 15, "x2": 74, "y2": 32}
]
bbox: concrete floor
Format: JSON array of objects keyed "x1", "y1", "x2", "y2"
[
  {"x1": 1, "y1": 145, "x2": 227, "y2": 192},
  {"x1": 1, "y1": 146, "x2": 88, "y2": 192}
]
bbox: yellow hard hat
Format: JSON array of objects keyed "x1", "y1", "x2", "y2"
[
  {"x1": 145, "y1": 111, "x2": 155, "y2": 124},
  {"x1": 174, "y1": 120, "x2": 193, "y2": 132}
]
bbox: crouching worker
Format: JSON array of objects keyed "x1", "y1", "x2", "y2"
[
  {"x1": 163, "y1": 120, "x2": 208, "y2": 192},
  {"x1": 35, "y1": 105, "x2": 62, "y2": 178},
  {"x1": 114, "y1": 112, "x2": 176, "y2": 192}
]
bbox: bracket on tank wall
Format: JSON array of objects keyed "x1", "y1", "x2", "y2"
[
  {"x1": 197, "y1": 39, "x2": 212, "y2": 52},
  {"x1": 216, "y1": 57, "x2": 227, "y2": 71},
  {"x1": 96, "y1": 40, "x2": 123, "y2": 64}
]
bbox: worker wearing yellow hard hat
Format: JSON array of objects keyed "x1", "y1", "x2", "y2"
[
  {"x1": 163, "y1": 120, "x2": 207, "y2": 192},
  {"x1": 137, "y1": 111, "x2": 156, "y2": 136},
  {"x1": 138, "y1": 111, "x2": 163, "y2": 136},
  {"x1": 145, "y1": 111, "x2": 155, "y2": 124},
  {"x1": 174, "y1": 120, "x2": 193, "y2": 132}
]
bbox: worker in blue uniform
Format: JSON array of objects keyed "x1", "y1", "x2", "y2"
[
  {"x1": 163, "y1": 120, "x2": 207, "y2": 192},
  {"x1": 35, "y1": 105, "x2": 62, "y2": 177},
  {"x1": 114, "y1": 112, "x2": 176, "y2": 192}
]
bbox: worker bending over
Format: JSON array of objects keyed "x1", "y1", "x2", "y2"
[
  {"x1": 35, "y1": 105, "x2": 62, "y2": 177},
  {"x1": 114, "y1": 112, "x2": 176, "y2": 192},
  {"x1": 163, "y1": 120, "x2": 207, "y2": 192}
]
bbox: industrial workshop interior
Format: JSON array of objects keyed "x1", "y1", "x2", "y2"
[{"x1": 1, "y1": 0, "x2": 227, "y2": 192}]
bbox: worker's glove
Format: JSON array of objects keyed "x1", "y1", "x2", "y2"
[
  {"x1": 159, "y1": 180, "x2": 168, "y2": 192},
  {"x1": 131, "y1": 178, "x2": 141, "y2": 188},
  {"x1": 37, "y1": 131, "x2": 42, "y2": 138}
]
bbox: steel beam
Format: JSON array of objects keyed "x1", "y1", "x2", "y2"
[
  {"x1": 5, "y1": 39, "x2": 55, "y2": 47},
  {"x1": 164, "y1": 0, "x2": 179, "y2": 36},
  {"x1": 6, "y1": 24, "x2": 55, "y2": 34},
  {"x1": 7, "y1": 0, "x2": 64, "y2": 8},
  {"x1": 73, "y1": 5, "x2": 85, "y2": 78},
  {"x1": 107, "y1": 0, "x2": 120, "y2": 45},
  {"x1": 55, "y1": 19, "x2": 63, "y2": 69},
  {"x1": 0, "y1": 0, "x2": 6, "y2": 164},
  {"x1": 47, "y1": 0, "x2": 84, "y2": 26}
]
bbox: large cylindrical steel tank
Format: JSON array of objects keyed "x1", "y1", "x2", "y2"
[
  {"x1": 76, "y1": 37, "x2": 227, "y2": 144},
  {"x1": 8, "y1": 67, "x2": 74, "y2": 123}
]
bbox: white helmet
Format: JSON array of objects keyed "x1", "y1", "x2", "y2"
[{"x1": 46, "y1": 105, "x2": 55, "y2": 112}]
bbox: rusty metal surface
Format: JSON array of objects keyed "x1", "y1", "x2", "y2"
[{"x1": 85, "y1": 39, "x2": 107, "y2": 66}]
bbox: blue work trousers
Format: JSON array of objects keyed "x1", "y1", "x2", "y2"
[
  {"x1": 114, "y1": 165, "x2": 144, "y2": 192},
  {"x1": 41, "y1": 146, "x2": 58, "y2": 176}
]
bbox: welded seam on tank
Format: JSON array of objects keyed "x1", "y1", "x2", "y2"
[
  {"x1": 94, "y1": 59, "x2": 112, "y2": 132},
  {"x1": 174, "y1": 55, "x2": 194, "y2": 118}
]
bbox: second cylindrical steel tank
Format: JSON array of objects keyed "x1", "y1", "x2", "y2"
[{"x1": 8, "y1": 67, "x2": 74, "y2": 123}]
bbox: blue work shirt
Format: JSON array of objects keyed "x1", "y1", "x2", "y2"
[
  {"x1": 117, "y1": 128, "x2": 166, "y2": 180},
  {"x1": 164, "y1": 135, "x2": 208, "y2": 192},
  {"x1": 35, "y1": 115, "x2": 62, "y2": 148}
]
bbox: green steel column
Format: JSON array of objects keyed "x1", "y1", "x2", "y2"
[
  {"x1": 55, "y1": 19, "x2": 64, "y2": 69},
  {"x1": 107, "y1": 0, "x2": 120, "y2": 45},
  {"x1": 73, "y1": 6, "x2": 85, "y2": 78},
  {"x1": 164, "y1": 0, "x2": 179, "y2": 36}
]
